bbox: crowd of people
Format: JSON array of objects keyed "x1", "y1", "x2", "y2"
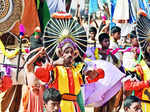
[{"x1": 1, "y1": 4, "x2": 150, "y2": 112}]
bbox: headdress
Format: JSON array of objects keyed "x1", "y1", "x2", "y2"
[
  {"x1": 136, "y1": 10, "x2": 150, "y2": 58},
  {"x1": 43, "y1": 12, "x2": 87, "y2": 60}
]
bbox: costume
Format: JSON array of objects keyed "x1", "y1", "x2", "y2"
[
  {"x1": 87, "y1": 46, "x2": 123, "y2": 112},
  {"x1": 35, "y1": 12, "x2": 88, "y2": 112},
  {"x1": 35, "y1": 63, "x2": 84, "y2": 112},
  {"x1": 123, "y1": 11, "x2": 150, "y2": 112}
]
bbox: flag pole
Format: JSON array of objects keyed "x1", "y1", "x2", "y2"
[{"x1": 87, "y1": 13, "x2": 91, "y2": 39}]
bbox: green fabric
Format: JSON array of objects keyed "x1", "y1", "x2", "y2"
[
  {"x1": 38, "y1": 0, "x2": 50, "y2": 32},
  {"x1": 138, "y1": 48, "x2": 142, "y2": 64},
  {"x1": 37, "y1": 0, "x2": 40, "y2": 9},
  {"x1": 132, "y1": 90, "x2": 135, "y2": 96},
  {"x1": 77, "y1": 91, "x2": 85, "y2": 112}
]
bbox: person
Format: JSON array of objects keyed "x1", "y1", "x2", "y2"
[
  {"x1": 123, "y1": 42, "x2": 150, "y2": 112},
  {"x1": 84, "y1": 27, "x2": 98, "y2": 61},
  {"x1": 87, "y1": 26, "x2": 97, "y2": 48},
  {"x1": 109, "y1": 26, "x2": 122, "y2": 61},
  {"x1": 123, "y1": 31, "x2": 140, "y2": 69},
  {"x1": 43, "y1": 88, "x2": 61, "y2": 112},
  {"x1": 33, "y1": 38, "x2": 102, "y2": 112},
  {"x1": 94, "y1": 33, "x2": 123, "y2": 112},
  {"x1": 95, "y1": 33, "x2": 119, "y2": 66},
  {"x1": 23, "y1": 35, "x2": 46, "y2": 112},
  {"x1": 124, "y1": 95, "x2": 143, "y2": 112},
  {"x1": 123, "y1": 10, "x2": 150, "y2": 112}
]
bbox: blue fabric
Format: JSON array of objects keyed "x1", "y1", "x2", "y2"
[
  {"x1": 138, "y1": 0, "x2": 146, "y2": 11},
  {"x1": 110, "y1": 0, "x2": 116, "y2": 19},
  {"x1": 89, "y1": 0, "x2": 99, "y2": 14},
  {"x1": 128, "y1": 0, "x2": 136, "y2": 23},
  {"x1": 145, "y1": 0, "x2": 150, "y2": 16},
  {"x1": 110, "y1": 0, "x2": 116, "y2": 29},
  {"x1": 46, "y1": 0, "x2": 66, "y2": 15}
]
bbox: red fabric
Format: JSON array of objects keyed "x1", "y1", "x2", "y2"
[
  {"x1": 73, "y1": 101, "x2": 81, "y2": 112},
  {"x1": 35, "y1": 64, "x2": 53, "y2": 83},
  {"x1": 86, "y1": 68, "x2": 105, "y2": 83},
  {"x1": 66, "y1": 68, "x2": 75, "y2": 94},
  {"x1": 124, "y1": 80, "x2": 150, "y2": 90},
  {"x1": 49, "y1": 67, "x2": 59, "y2": 89},
  {"x1": 0, "y1": 76, "x2": 12, "y2": 92},
  {"x1": 124, "y1": 80, "x2": 150, "y2": 98}
]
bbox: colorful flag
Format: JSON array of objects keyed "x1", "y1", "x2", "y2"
[
  {"x1": 11, "y1": 0, "x2": 40, "y2": 37},
  {"x1": 38, "y1": 0, "x2": 50, "y2": 32}
]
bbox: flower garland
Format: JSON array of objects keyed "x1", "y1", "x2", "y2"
[
  {"x1": 95, "y1": 48, "x2": 99, "y2": 60},
  {"x1": 94, "y1": 47, "x2": 141, "y2": 60},
  {"x1": 0, "y1": 39, "x2": 28, "y2": 58}
]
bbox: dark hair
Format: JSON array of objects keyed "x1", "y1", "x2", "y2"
[
  {"x1": 99, "y1": 22, "x2": 106, "y2": 33},
  {"x1": 130, "y1": 30, "x2": 137, "y2": 39},
  {"x1": 124, "y1": 95, "x2": 140, "y2": 109},
  {"x1": 89, "y1": 26, "x2": 97, "y2": 34},
  {"x1": 26, "y1": 33, "x2": 46, "y2": 65},
  {"x1": 43, "y1": 88, "x2": 62, "y2": 104},
  {"x1": 111, "y1": 26, "x2": 121, "y2": 34},
  {"x1": 98, "y1": 33, "x2": 110, "y2": 43}
]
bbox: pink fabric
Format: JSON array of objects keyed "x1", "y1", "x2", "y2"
[{"x1": 27, "y1": 87, "x2": 44, "y2": 112}]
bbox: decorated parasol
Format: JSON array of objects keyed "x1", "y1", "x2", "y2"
[
  {"x1": 0, "y1": 0, "x2": 23, "y2": 35},
  {"x1": 136, "y1": 10, "x2": 150, "y2": 57},
  {"x1": 43, "y1": 12, "x2": 87, "y2": 60}
]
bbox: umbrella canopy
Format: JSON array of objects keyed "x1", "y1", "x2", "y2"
[
  {"x1": 0, "y1": 0, "x2": 23, "y2": 35},
  {"x1": 136, "y1": 12, "x2": 150, "y2": 57},
  {"x1": 43, "y1": 12, "x2": 87, "y2": 60}
]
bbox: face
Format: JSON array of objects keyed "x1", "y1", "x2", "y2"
[
  {"x1": 101, "y1": 38, "x2": 110, "y2": 49},
  {"x1": 125, "y1": 102, "x2": 142, "y2": 112},
  {"x1": 31, "y1": 83, "x2": 41, "y2": 95},
  {"x1": 62, "y1": 47, "x2": 75, "y2": 65},
  {"x1": 131, "y1": 38, "x2": 139, "y2": 47},
  {"x1": 45, "y1": 100, "x2": 60, "y2": 112},
  {"x1": 89, "y1": 32, "x2": 96, "y2": 41},
  {"x1": 112, "y1": 32, "x2": 121, "y2": 40}
]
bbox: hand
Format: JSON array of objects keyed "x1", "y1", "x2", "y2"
[{"x1": 38, "y1": 47, "x2": 45, "y2": 57}]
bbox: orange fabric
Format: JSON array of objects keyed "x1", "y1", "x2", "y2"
[
  {"x1": 62, "y1": 94, "x2": 77, "y2": 101},
  {"x1": 11, "y1": 0, "x2": 40, "y2": 37}
]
